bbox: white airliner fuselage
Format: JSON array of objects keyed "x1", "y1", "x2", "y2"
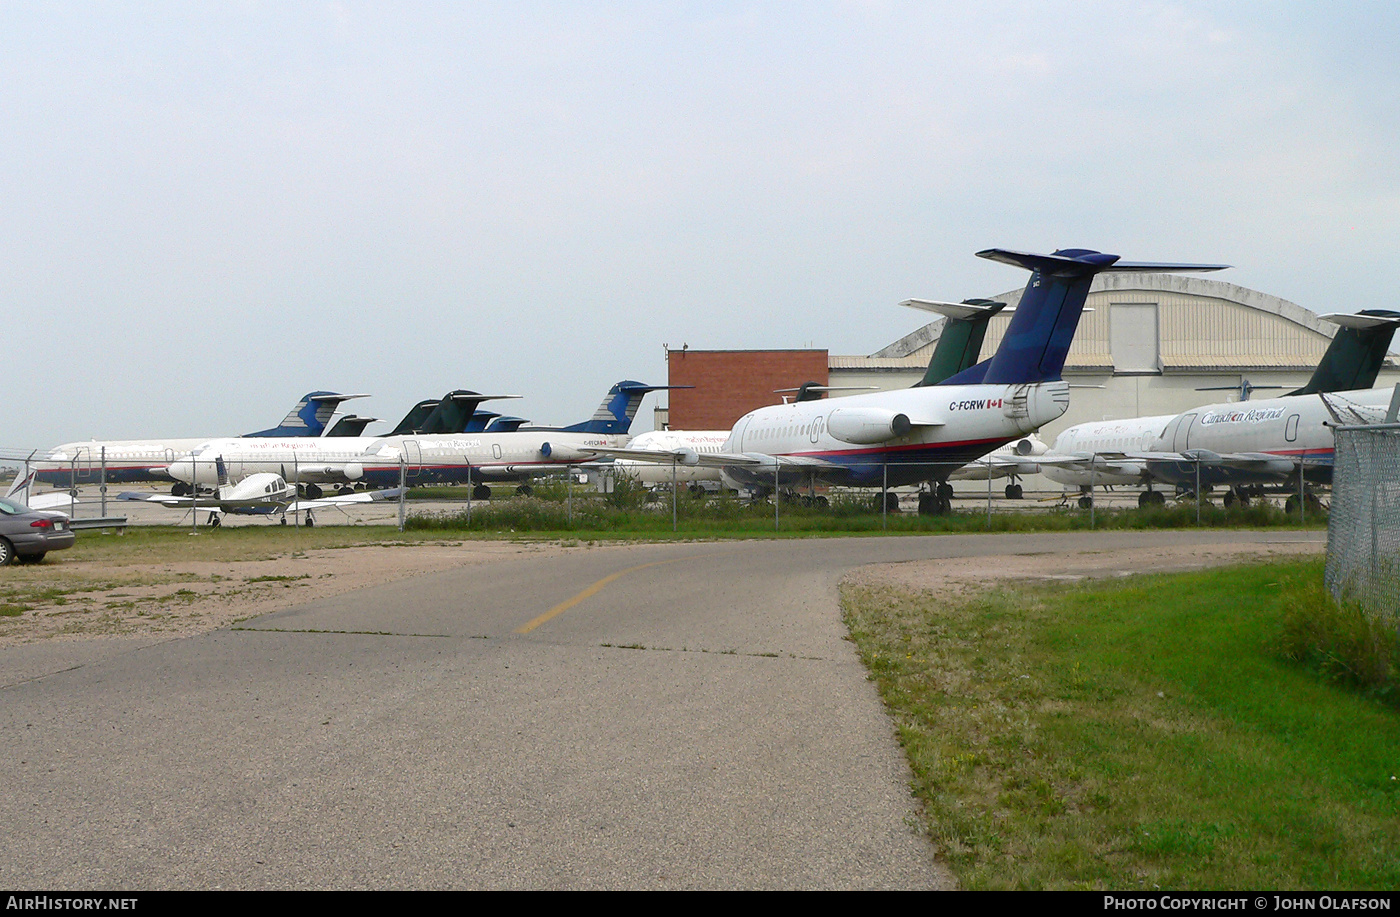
[
  {"x1": 708, "y1": 381, "x2": 1071, "y2": 490},
  {"x1": 1039, "y1": 415, "x2": 1176, "y2": 489},
  {"x1": 166, "y1": 429, "x2": 633, "y2": 490},
  {"x1": 1142, "y1": 387, "x2": 1394, "y2": 487},
  {"x1": 611, "y1": 430, "x2": 730, "y2": 486}
]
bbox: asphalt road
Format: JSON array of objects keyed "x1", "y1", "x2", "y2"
[{"x1": 0, "y1": 530, "x2": 1323, "y2": 889}]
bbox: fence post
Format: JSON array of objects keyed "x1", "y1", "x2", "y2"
[
  {"x1": 191, "y1": 456, "x2": 199, "y2": 535},
  {"x1": 986, "y1": 459, "x2": 993, "y2": 528},
  {"x1": 882, "y1": 457, "x2": 888, "y2": 530},
  {"x1": 1195, "y1": 455, "x2": 1201, "y2": 526},
  {"x1": 1299, "y1": 452, "x2": 1306, "y2": 525},
  {"x1": 398, "y1": 454, "x2": 407, "y2": 532}
]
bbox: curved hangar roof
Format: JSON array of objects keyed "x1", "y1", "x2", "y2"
[{"x1": 844, "y1": 274, "x2": 1386, "y2": 376}]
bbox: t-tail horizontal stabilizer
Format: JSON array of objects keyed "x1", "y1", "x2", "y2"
[
  {"x1": 899, "y1": 298, "x2": 1007, "y2": 387},
  {"x1": 1292, "y1": 310, "x2": 1400, "y2": 396},
  {"x1": 562, "y1": 382, "x2": 682, "y2": 435},
  {"x1": 245, "y1": 392, "x2": 371, "y2": 438},
  {"x1": 418, "y1": 391, "x2": 522, "y2": 435},
  {"x1": 940, "y1": 249, "x2": 1229, "y2": 386}
]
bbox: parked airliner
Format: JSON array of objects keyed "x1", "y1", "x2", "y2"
[
  {"x1": 1037, "y1": 310, "x2": 1400, "y2": 506},
  {"x1": 165, "y1": 381, "x2": 668, "y2": 500},
  {"x1": 29, "y1": 392, "x2": 369, "y2": 489},
  {"x1": 588, "y1": 247, "x2": 1228, "y2": 514},
  {"x1": 605, "y1": 298, "x2": 1014, "y2": 494}
]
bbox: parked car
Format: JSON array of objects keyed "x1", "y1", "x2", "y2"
[{"x1": 0, "y1": 497, "x2": 76, "y2": 565}]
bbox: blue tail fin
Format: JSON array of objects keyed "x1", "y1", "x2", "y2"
[
  {"x1": 562, "y1": 381, "x2": 670, "y2": 435},
  {"x1": 245, "y1": 392, "x2": 370, "y2": 437},
  {"x1": 463, "y1": 411, "x2": 500, "y2": 432},
  {"x1": 940, "y1": 249, "x2": 1229, "y2": 386}
]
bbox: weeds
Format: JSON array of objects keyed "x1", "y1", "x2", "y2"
[{"x1": 1276, "y1": 573, "x2": 1399, "y2": 704}]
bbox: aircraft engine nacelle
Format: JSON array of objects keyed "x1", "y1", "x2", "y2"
[
  {"x1": 343, "y1": 462, "x2": 363, "y2": 481},
  {"x1": 540, "y1": 442, "x2": 590, "y2": 462},
  {"x1": 1013, "y1": 438, "x2": 1047, "y2": 457},
  {"x1": 827, "y1": 408, "x2": 912, "y2": 445}
]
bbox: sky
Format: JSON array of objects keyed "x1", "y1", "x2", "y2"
[{"x1": 4, "y1": 1, "x2": 1399, "y2": 448}]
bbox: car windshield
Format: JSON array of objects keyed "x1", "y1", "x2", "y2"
[{"x1": 0, "y1": 497, "x2": 30, "y2": 515}]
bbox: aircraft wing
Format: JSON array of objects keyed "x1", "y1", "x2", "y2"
[
  {"x1": 1132, "y1": 450, "x2": 1314, "y2": 477},
  {"x1": 286, "y1": 487, "x2": 407, "y2": 511},
  {"x1": 23, "y1": 491, "x2": 78, "y2": 513},
  {"x1": 1181, "y1": 450, "x2": 1314, "y2": 473},
  {"x1": 118, "y1": 492, "x2": 195, "y2": 507},
  {"x1": 584, "y1": 447, "x2": 843, "y2": 470},
  {"x1": 948, "y1": 454, "x2": 1044, "y2": 480},
  {"x1": 1033, "y1": 452, "x2": 1153, "y2": 477}
]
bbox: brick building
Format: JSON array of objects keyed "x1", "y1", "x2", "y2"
[{"x1": 661, "y1": 348, "x2": 828, "y2": 430}]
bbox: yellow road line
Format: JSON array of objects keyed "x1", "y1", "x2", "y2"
[{"x1": 514, "y1": 556, "x2": 693, "y2": 634}]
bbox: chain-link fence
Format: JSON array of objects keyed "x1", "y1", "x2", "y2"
[{"x1": 1325, "y1": 425, "x2": 1400, "y2": 622}]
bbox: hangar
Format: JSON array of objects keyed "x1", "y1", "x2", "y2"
[{"x1": 660, "y1": 275, "x2": 1400, "y2": 451}]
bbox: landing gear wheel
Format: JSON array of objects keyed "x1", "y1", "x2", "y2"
[
  {"x1": 1005, "y1": 483, "x2": 1023, "y2": 500},
  {"x1": 883, "y1": 492, "x2": 900, "y2": 513},
  {"x1": 1078, "y1": 495, "x2": 1093, "y2": 509},
  {"x1": 1285, "y1": 495, "x2": 1299, "y2": 514},
  {"x1": 209, "y1": 513, "x2": 221, "y2": 528},
  {"x1": 814, "y1": 495, "x2": 828, "y2": 508},
  {"x1": 918, "y1": 492, "x2": 934, "y2": 515},
  {"x1": 515, "y1": 484, "x2": 533, "y2": 497},
  {"x1": 472, "y1": 484, "x2": 491, "y2": 501},
  {"x1": 305, "y1": 511, "x2": 315, "y2": 528},
  {"x1": 937, "y1": 482, "x2": 955, "y2": 501}
]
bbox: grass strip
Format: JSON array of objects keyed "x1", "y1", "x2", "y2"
[{"x1": 841, "y1": 558, "x2": 1400, "y2": 890}]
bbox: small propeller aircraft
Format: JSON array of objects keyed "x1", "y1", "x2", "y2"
[{"x1": 119, "y1": 456, "x2": 404, "y2": 526}]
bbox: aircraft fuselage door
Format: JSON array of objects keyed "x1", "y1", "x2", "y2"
[
  {"x1": 403, "y1": 439, "x2": 423, "y2": 481},
  {"x1": 1172, "y1": 413, "x2": 1197, "y2": 451},
  {"x1": 68, "y1": 447, "x2": 94, "y2": 485},
  {"x1": 732, "y1": 416, "x2": 752, "y2": 452},
  {"x1": 1285, "y1": 414, "x2": 1300, "y2": 443}
]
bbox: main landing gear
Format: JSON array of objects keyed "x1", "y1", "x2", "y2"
[
  {"x1": 917, "y1": 482, "x2": 954, "y2": 516},
  {"x1": 1137, "y1": 489, "x2": 1167, "y2": 508}
]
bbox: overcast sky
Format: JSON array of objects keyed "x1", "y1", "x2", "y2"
[{"x1": 4, "y1": 1, "x2": 1398, "y2": 448}]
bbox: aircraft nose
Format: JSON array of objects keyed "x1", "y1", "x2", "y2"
[{"x1": 166, "y1": 458, "x2": 195, "y2": 483}]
